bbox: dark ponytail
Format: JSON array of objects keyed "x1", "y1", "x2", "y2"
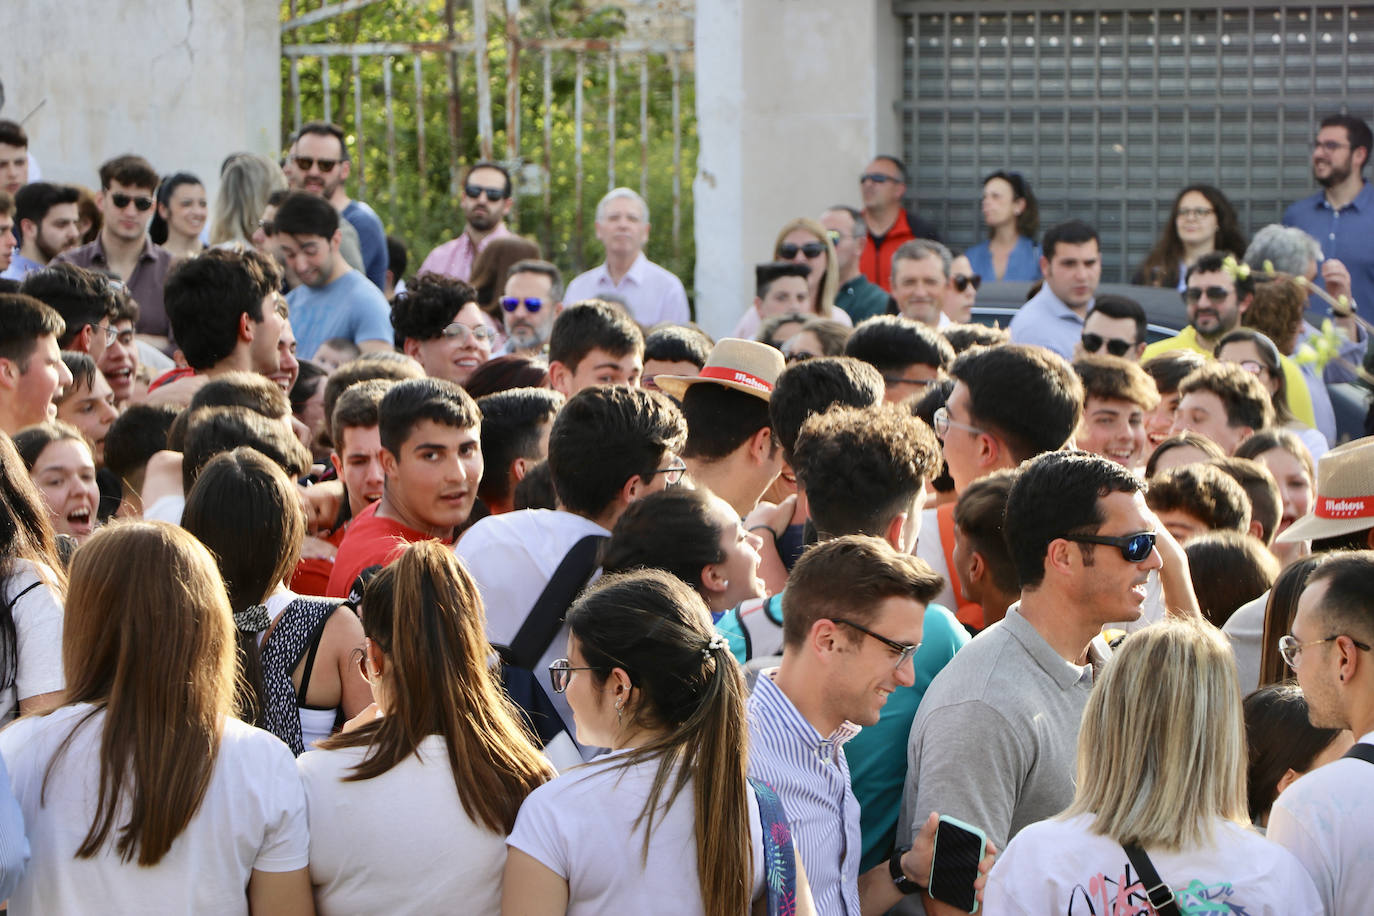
[{"x1": 568, "y1": 570, "x2": 751, "y2": 916}]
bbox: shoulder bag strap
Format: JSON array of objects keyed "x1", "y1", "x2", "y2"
[
  {"x1": 1121, "y1": 843, "x2": 1181, "y2": 916},
  {"x1": 1341, "y1": 743, "x2": 1374, "y2": 764},
  {"x1": 747, "y1": 777, "x2": 798, "y2": 916},
  {"x1": 507, "y1": 534, "x2": 606, "y2": 670}
]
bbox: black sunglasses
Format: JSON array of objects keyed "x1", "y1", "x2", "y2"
[
  {"x1": 292, "y1": 155, "x2": 339, "y2": 174},
  {"x1": 110, "y1": 192, "x2": 154, "y2": 212},
  {"x1": 859, "y1": 172, "x2": 902, "y2": 184},
  {"x1": 1062, "y1": 531, "x2": 1157, "y2": 563},
  {"x1": 952, "y1": 273, "x2": 982, "y2": 293},
  {"x1": 500, "y1": 296, "x2": 544, "y2": 313},
  {"x1": 1183, "y1": 286, "x2": 1232, "y2": 304},
  {"x1": 778, "y1": 241, "x2": 827, "y2": 259},
  {"x1": 1080, "y1": 333, "x2": 1134, "y2": 357},
  {"x1": 465, "y1": 183, "x2": 509, "y2": 202}
]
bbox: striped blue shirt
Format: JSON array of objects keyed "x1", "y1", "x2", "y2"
[{"x1": 747, "y1": 669, "x2": 862, "y2": 916}]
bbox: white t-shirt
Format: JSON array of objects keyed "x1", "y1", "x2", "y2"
[
  {"x1": 507, "y1": 752, "x2": 764, "y2": 915},
  {"x1": 984, "y1": 813, "x2": 1321, "y2": 915},
  {"x1": 1268, "y1": 733, "x2": 1374, "y2": 915},
  {"x1": 298, "y1": 735, "x2": 515, "y2": 915},
  {"x1": 0, "y1": 703, "x2": 308, "y2": 914},
  {"x1": 1222, "y1": 589, "x2": 1268, "y2": 695},
  {"x1": 0, "y1": 560, "x2": 65, "y2": 724}
]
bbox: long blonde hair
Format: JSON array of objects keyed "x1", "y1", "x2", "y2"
[
  {"x1": 1063, "y1": 619, "x2": 1248, "y2": 850},
  {"x1": 773, "y1": 217, "x2": 839, "y2": 319},
  {"x1": 45, "y1": 521, "x2": 235, "y2": 865},
  {"x1": 320, "y1": 541, "x2": 552, "y2": 833},
  {"x1": 210, "y1": 153, "x2": 287, "y2": 246}
]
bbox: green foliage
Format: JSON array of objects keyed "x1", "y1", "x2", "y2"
[{"x1": 280, "y1": 0, "x2": 697, "y2": 290}]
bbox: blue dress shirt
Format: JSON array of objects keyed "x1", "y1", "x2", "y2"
[
  {"x1": 1283, "y1": 182, "x2": 1374, "y2": 317},
  {"x1": 965, "y1": 236, "x2": 1042, "y2": 282}
]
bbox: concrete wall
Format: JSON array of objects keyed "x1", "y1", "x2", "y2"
[
  {"x1": 0, "y1": 0, "x2": 280, "y2": 206},
  {"x1": 694, "y1": 0, "x2": 900, "y2": 336}
]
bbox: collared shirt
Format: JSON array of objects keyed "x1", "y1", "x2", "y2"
[
  {"x1": 1140, "y1": 325, "x2": 1318, "y2": 430},
  {"x1": 417, "y1": 223, "x2": 512, "y2": 282},
  {"x1": 965, "y1": 235, "x2": 1042, "y2": 283},
  {"x1": 834, "y1": 274, "x2": 892, "y2": 324},
  {"x1": 1006, "y1": 283, "x2": 1089, "y2": 359},
  {"x1": 57, "y1": 236, "x2": 175, "y2": 338},
  {"x1": 564, "y1": 252, "x2": 690, "y2": 327},
  {"x1": 0, "y1": 252, "x2": 43, "y2": 282},
  {"x1": 1283, "y1": 181, "x2": 1374, "y2": 316},
  {"x1": 747, "y1": 669, "x2": 862, "y2": 916}
]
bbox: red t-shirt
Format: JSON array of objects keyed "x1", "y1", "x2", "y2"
[
  {"x1": 290, "y1": 523, "x2": 348, "y2": 597},
  {"x1": 324, "y1": 501, "x2": 451, "y2": 597}
]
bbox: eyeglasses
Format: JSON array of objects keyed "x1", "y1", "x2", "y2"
[
  {"x1": 1236, "y1": 359, "x2": 1269, "y2": 377},
  {"x1": 952, "y1": 273, "x2": 982, "y2": 293},
  {"x1": 1183, "y1": 286, "x2": 1233, "y2": 304},
  {"x1": 258, "y1": 218, "x2": 276, "y2": 235},
  {"x1": 1177, "y1": 207, "x2": 1215, "y2": 220},
  {"x1": 292, "y1": 155, "x2": 339, "y2": 173},
  {"x1": 548, "y1": 658, "x2": 598, "y2": 693},
  {"x1": 831, "y1": 618, "x2": 920, "y2": 669},
  {"x1": 860, "y1": 172, "x2": 902, "y2": 185},
  {"x1": 933, "y1": 405, "x2": 984, "y2": 439},
  {"x1": 1279, "y1": 633, "x2": 1373, "y2": 670},
  {"x1": 441, "y1": 322, "x2": 495, "y2": 343},
  {"x1": 465, "y1": 183, "x2": 509, "y2": 202},
  {"x1": 1313, "y1": 140, "x2": 1351, "y2": 153},
  {"x1": 1080, "y1": 333, "x2": 1134, "y2": 357},
  {"x1": 785, "y1": 350, "x2": 818, "y2": 364},
  {"x1": 778, "y1": 241, "x2": 827, "y2": 259},
  {"x1": 884, "y1": 374, "x2": 934, "y2": 388},
  {"x1": 1062, "y1": 531, "x2": 1157, "y2": 563},
  {"x1": 649, "y1": 457, "x2": 687, "y2": 487},
  {"x1": 500, "y1": 296, "x2": 544, "y2": 313},
  {"x1": 109, "y1": 192, "x2": 154, "y2": 212},
  {"x1": 91, "y1": 324, "x2": 120, "y2": 346}
]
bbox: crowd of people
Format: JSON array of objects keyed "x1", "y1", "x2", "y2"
[{"x1": 0, "y1": 107, "x2": 1371, "y2": 915}]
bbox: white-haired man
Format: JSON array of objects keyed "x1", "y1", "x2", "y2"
[{"x1": 563, "y1": 187, "x2": 689, "y2": 326}]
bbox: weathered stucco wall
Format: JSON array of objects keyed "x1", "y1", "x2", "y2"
[{"x1": 0, "y1": 0, "x2": 280, "y2": 204}]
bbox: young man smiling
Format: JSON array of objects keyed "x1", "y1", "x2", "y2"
[
  {"x1": 1071, "y1": 353, "x2": 1159, "y2": 473},
  {"x1": 327, "y1": 377, "x2": 483, "y2": 596}
]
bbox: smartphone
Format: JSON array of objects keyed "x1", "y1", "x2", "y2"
[{"x1": 928, "y1": 815, "x2": 988, "y2": 913}]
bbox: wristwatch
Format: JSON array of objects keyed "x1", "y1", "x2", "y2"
[{"x1": 889, "y1": 845, "x2": 926, "y2": 895}]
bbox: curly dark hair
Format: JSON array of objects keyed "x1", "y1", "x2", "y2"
[{"x1": 390, "y1": 272, "x2": 479, "y2": 345}]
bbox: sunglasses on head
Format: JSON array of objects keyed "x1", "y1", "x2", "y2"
[
  {"x1": 778, "y1": 241, "x2": 827, "y2": 259},
  {"x1": 500, "y1": 296, "x2": 544, "y2": 313},
  {"x1": 465, "y1": 184, "x2": 509, "y2": 202},
  {"x1": 952, "y1": 272, "x2": 982, "y2": 293},
  {"x1": 110, "y1": 192, "x2": 154, "y2": 212},
  {"x1": 1080, "y1": 333, "x2": 1134, "y2": 357},
  {"x1": 1063, "y1": 531, "x2": 1157, "y2": 563},
  {"x1": 292, "y1": 156, "x2": 339, "y2": 174},
  {"x1": 1183, "y1": 286, "x2": 1232, "y2": 304}
]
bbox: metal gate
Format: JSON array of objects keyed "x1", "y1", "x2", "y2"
[
  {"x1": 895, "y1": 2, "x2": 1374, "y2": 281},
  {"x1": 280, "y1": 0, "x2": 695, "y2": 281}
]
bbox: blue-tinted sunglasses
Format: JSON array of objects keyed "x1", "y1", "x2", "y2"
[
  {"x1": 500, "y1": 296, "x2": 544, "y2": 313},
  {"x1": 1062, "y1": 531, "x2": 1157, "y2": 563}
]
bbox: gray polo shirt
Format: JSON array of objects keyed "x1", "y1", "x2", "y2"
[{"x1": 898, "y1": 605, "x2": 1108, "y2": 857}]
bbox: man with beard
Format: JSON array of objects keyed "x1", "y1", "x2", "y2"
[
  {"x1": 285, "y1": 122, "x2": 388, "y2": 290},
  {"x1": 1008, "y1": 220, "x2": 1101, "y2": 360},
  {"x1": 3, "y1": 183, "x2": 81, "y2": 280},
  {"x1": 500, "y1": 259, "x2": 563, "y2": 358},
  {"x1": 418, "y1": 161, "x2": 514, "y2": 283},
  {"x1": 1284, "y1": 114, "x2": 1374, "y2": 315}
]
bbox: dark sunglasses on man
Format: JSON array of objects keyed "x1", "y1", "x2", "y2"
[
  {"x1": 859, "y1": 172, "x2": 901, "y2": 185},
  {"x1": 1062, "y1": 531, "x2": 1157, "y2": 563},
  {"x1": 465, "y1": 184, "x2": 509, "y2": 203},
  {"x1": 778, "y1": 241, "x2": 827, "y2": 259},
  {"x1": 110, "y1": 192, "x2": 154, "y2": 212},
  {"x1": 952, "y1": 273, "x2": 981, "y2": 293},
  {"x1": 1080, "y1": 333, "x2": 1134, "y2": 358},
  {"x1": 500, "y1": 296, "x2": 544, "y2": 313},
  {"x1": 292, "y1": 156, "x2": 340, "y2": 174},
  {"x1": 1182, "y1": 285, "x2": 1231, "y2": 304}
]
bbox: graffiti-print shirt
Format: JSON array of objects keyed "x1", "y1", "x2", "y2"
[{"x1": 981, "y1": 814, "x2": 1321, "y2": 916}]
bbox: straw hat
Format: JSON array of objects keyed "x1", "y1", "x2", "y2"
[
  {"x1": 654, "y1": 338, "x2": 785, "y2": 402},
  {"x1": 1278, "y1": 437, "x2": 1374, "y2": 543}
]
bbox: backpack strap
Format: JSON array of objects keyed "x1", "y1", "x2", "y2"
[
  {"x1": 506, "y1": 534, "x2": 606, "y2": 670},
  {"x1": 748, "y1": 777, "x2": 798, "y2": 916},
  {"x1": 1121, "y1": 844, "x2": 1181, "y2": 916},
  {"x1": 1341, "y1": 743, "x2": 1374, "y2": 764}
]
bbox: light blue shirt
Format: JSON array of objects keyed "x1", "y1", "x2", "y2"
[
  {"x1": 1, "y1": 253, "x2": 43, "y2": 282},
  {"x1": 563, "y1": 252, "x2": 690, "y2": 327},
  {"x1": 0, "y1": 753, "x2": 29, "y2": 900},
  {"x1": 964, "y1": 236, "x2": 1042, "y2": 283},
  {"x1": 747, "y1": 670, "x2": 862, "y2": 916},
  {"x1": 286, "y1": 269, "x2": 393, "y2": 361},
  {"x1": 1283, "y1": 182, "x2": 1374, "y2": 316},
  {"x1": 1007, "y1": 283, "x2": 1090, "y2": 359}
]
